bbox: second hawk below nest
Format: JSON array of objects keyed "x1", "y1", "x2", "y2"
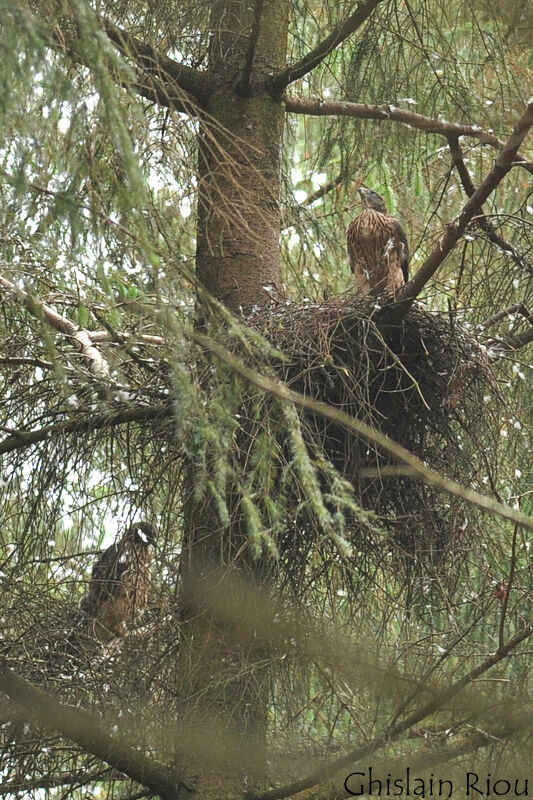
[
  {"x1": 347, "y1": 187, "x2": 409, "y2": 298},
  {"x1": 79, "y1": 521, "x2": 157, "y2": 643}
]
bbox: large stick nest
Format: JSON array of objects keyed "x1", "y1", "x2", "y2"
[{"x1": 239, "y1": 294, "x2": 497, "y2": 565}]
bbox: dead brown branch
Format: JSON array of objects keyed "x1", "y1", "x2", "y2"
[
  {"x1": 302, "y1": 173, "x2": 344, "y2": 206},
  {"x1": 104, "y1": 23, "x2": 213, "y2": 103},
  {"x1": 480, "y1": 303, "x2": 533, "y2": 331},
  {"x1": 0, "y1": 356, "x2": 53, "y2": 369},
  {"x1": 487, "y1": 327, "x2": 533, "y2": 353},
  {"x1": 234, "y1": 0, "x2": 265, "y2": 97},
  {"x1": 0, "y1": 403, "x2": 172, "y2": 456}
]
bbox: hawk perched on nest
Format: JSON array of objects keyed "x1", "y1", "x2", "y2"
[
  {"x1": 79, "y1": 521, "x2": 157, "y2": 643},
  {"x1": 347, "y1": 187, "x2": 409, "y2": 297}
]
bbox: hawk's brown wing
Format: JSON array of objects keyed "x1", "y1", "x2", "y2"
[
  {"x1": 79, "y1": 542, "x2": 125, "y2": 618},
  {"x1": 393, "y1": 217, "x2": 410, "y2": 283},
  {"x1": 78, "y1": 536, "x2": 153, "y2": 642}
]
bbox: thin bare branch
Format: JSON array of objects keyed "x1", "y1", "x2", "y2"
[
  {"x1": 272, "y1": 0, "x2": 384, "y2": 92},
  {"x1": 193, "y1": 331, "x2": 533, "y2": 533},
  {"x1": 285, "y1": 97, "x2": 533, "y2": 174},
  {"x1": 25, "y1": 11, "x2": 200, "y2": 114},
  {"x1": 447, "y1": 135, "x2": 532, "y2": 272},
  {"x1": 0, "y1": 271, "x2": 109, "y2": 377},
  {"x1": 0, "y1": 668, "x2": 192, "y2": 800},
  {"x1": 90, "y1": 330, "x2": 166, "y2": 345},
  {"x1": 302, "y1": 173, "x2": 344, "y2": 206},
  {"x1": 104, "y1": 23, "x2": 214, "y2": 103},
  {"x1": 254, "y1": 625, "x2": 533, "y2": 800},
  {"x1": 480, "y1": 303, "x2": 533, "y2": 331},
  {"x1": 282, "y1": 173, "x2": 344, "y2": 230},
  {"x1": 487, "y1": 326, "x2": 533, "y2": 353},
  {"x1": 399, "y1": 100, "x2": 533, "y2": 301},
  {"x1": 0, "y1": 403, "x2": 172, "y2": 456},
  {"x1": 0, "y1": 356, "x2": 53, "y2": 369},
  {"x1": 234, "y1": 0, "x2": 265, "y2": 97}
]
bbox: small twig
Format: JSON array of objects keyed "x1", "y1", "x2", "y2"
[
  {"x1": 234, "y1": 0, "x2": 265, "y2": 97},
  {"x1": 272, "y1": 0, "x2": 384, "y2": 93},
  {"x1": 498, "y1": 523, "x2": 519, "y2": 650}
]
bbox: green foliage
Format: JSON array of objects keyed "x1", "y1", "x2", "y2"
[{"x1": 0, "y1": 1, "x2": 531, "y2": 797}]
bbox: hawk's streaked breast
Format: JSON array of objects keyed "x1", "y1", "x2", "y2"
[{"x1": 347, "y1": 188, "x2": 409, "y2": 298}]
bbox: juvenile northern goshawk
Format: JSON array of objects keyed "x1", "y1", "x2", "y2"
[{"x1": 347, "y1": 187, "x2": 409, "y2": 297}]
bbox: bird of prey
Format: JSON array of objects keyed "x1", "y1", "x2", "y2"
[
  {"x1": 78, "y1": 521, "x2": 157, "y2": 643},
  {"x1": 347, "y1": 187, "x2": 409, "y2": 298}
]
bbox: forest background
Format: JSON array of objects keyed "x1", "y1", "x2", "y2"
[{"x1": 0, "y1": 1, "x2": 532, "y2": 799}]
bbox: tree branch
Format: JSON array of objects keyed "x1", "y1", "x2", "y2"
[
  {"x1": 302, "y1": 173, "x2": 344, "y2": 206},
  {"x1": 234, "y1": 0, "x2": 265, "y2": 97},
  {"x1": 193, "y1": 332, "x2": 533, "y2": 533},
  {"x1": 307, "y1": 728, "x2": 519, "y2": 800},
  {"x1": 282, "y1": 173, "x2": 344, "y2": 230},
  {"x1": 272, "y1": 0, "x2": 384, "y2": 92},
  {"x1": 479, "y1": 302, "x2": 533, "y2": 353},
  {"x1": 25, "y1": 11, "x2": 204, "y2": 114},
  {"x1": 0, "y1": 271, "x2": 109, "y2": 377},
  {"x1": 285, "y1": 97, "x2": 533, "y2": 174},
  {"x1": 0, "y1": 403, "x2": 172, "y2": 456},
  {"x1": 0, "y1": 769, "x2": 125, "y2": 796},
  {"x1": 104, "y1": 23, "x2": 214, "y2": 104},
  {"x1": 480, "y1": 303, "x2": 533, "y2": 331},
  {"x1": 447, "y1": 135, "x2": 532, "y2": 273},
  {"x1": 487, "y1": 326, "x2": 533, "y2": 353},
  {"x1": 0, "y1": 667, "x2": 192, "y2": 800},
  {"x1": 254, "y1": 625, "x2": 533, "y2": 800},
  {"x1": 0, "y1": 356, "x2": 53, "y2": 369},
  {"x1": 399, "y1": 99, "x2": 533, "y2": 301}
]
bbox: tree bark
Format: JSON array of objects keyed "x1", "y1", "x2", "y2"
[
  {"x1": 178, "y1": 3, "x2": 290, "y2": 793},
  {"x1": 195, "y1": 0, "x2": 289, "y2": 312}
]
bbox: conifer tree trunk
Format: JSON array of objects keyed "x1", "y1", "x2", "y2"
[
  {"x1": 179, "y1": 2, "x2": 289, "y2": 792},
  {"x1": 195, "y1": 0, "x2": 289, "y2": 311}
]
